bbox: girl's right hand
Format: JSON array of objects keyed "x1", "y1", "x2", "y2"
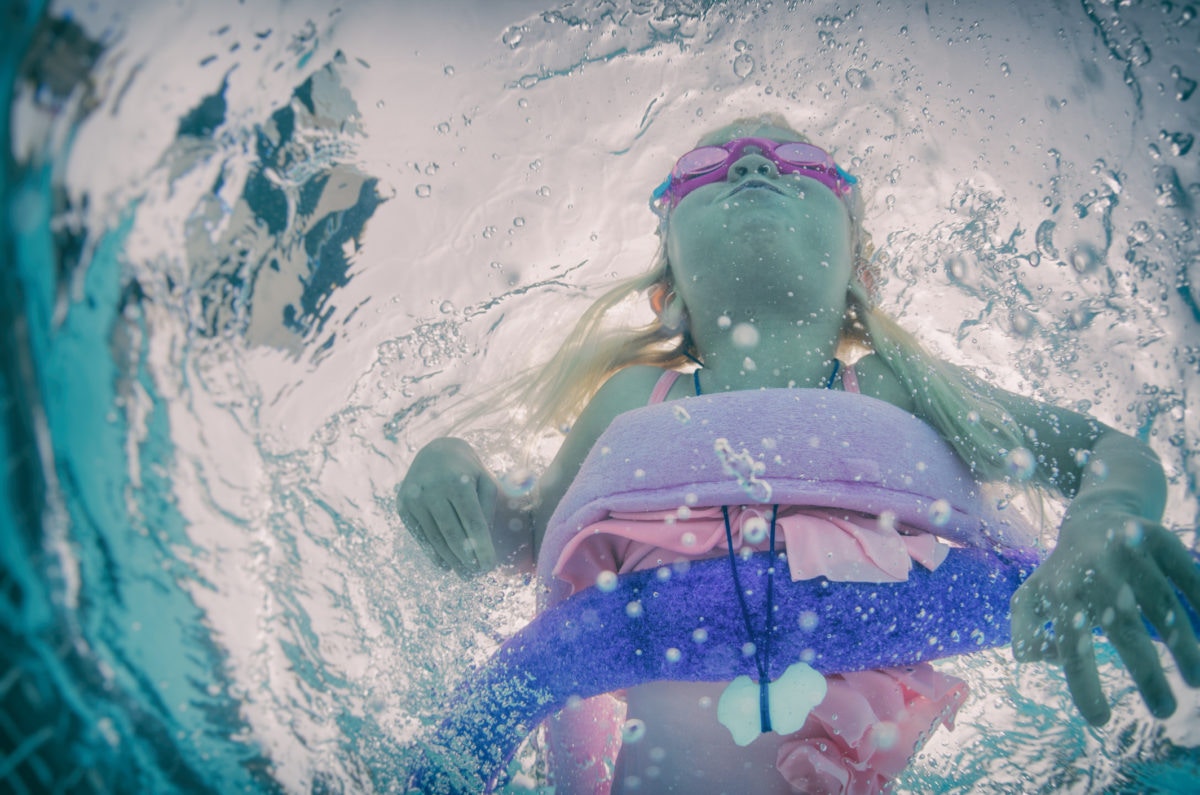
[{"x1": 397, "y1": 437, "x2": 499, "y2": 576}]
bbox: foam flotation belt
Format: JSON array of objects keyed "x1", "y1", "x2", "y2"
[{"x1": 536, "y1": 389, "x2": 1038, "y2": 606}]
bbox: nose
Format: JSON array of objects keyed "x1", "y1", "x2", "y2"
[{"x1": 728, "y1": 152, "x2": 779, "y2": 181}]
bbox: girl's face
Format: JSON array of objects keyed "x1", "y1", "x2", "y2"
[{"x1": 663, "y1": 124, "x2": 854, "y2": 313}]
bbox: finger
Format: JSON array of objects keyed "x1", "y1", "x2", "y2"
[
  {"x1": 403, "y1": 501, "x2": 455, "y2": 572},
  {"x1": 1131, "y1": 560, "x2": 1200, "y2": 688},
  {"x1": 1103, "y1": 596, "x2": 1176, "y2": 718},
  {"x1": 427, "y1": 497, "x2": 478, "y2": 573},
  {"x1": 1010, "y1": 582, "x2": 1059, "y2": 662},
  {"x1": 1149, "y1": 531, "x2": 1200, "y2": 682},
  {"x1": 450, "y1": 481, "x2": 497, "y2": 570},
  {"x1": 1057, "y1": 622, "x2": 1110, "y2": 725},
  {"x1": 395, "y1": 485, "x2": 429, "y2": 545}
]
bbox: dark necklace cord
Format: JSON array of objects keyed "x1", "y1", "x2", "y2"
[
  {"x1": 694, "y1": 356, "x2": 834, "y2": 734},
  {"x1": 722, "y1": 503, "x2": 780, "y2": 734}
]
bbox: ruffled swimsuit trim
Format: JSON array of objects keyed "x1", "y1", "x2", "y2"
[{"x1": 553, "y1": 505, "x2": 951, "y2": 594}]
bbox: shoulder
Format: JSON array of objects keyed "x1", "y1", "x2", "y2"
[
  {"x1": 531, "y1": 366, "x2": 670, "y2": 542},
  {"x1": 848, "y1": 353, "x2": 916, "y2": 413},
  {"x1": 579, "y1": 366, "x2": 670, "y2": 428}
]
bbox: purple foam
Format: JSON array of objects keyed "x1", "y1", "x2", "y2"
[{"x1": 408, "y1": 544, "x2": 1041, "y2": 793}]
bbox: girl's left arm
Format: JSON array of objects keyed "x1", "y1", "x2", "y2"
[{"x1": 989, "y1": 390, "x2": 1200, "y2": 725}]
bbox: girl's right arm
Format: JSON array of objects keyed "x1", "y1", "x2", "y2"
[{"x1": 396, "y1": 366, "x2": 664, "y2": 577}]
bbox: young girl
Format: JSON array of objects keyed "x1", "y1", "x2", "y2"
[{"x1": 399, "y1": 115, "x2": 1200, "y2": 793}]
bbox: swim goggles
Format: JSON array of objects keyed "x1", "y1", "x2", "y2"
[{"x1": 650, "y1": 137, "x2": 857, "y2": 214}]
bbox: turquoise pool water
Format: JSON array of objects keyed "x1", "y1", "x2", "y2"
[{"x1": 2, "y1": 0, "x2": 1198, "y2": 792}]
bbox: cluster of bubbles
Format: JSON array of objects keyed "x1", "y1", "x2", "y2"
[{"x1": 714, "y1": 437, "x2": 773, "y2": 502}]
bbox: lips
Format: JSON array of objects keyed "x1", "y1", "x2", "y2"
[{"x1": 727, "y1": 179, "x2": 786, "y2": 198}]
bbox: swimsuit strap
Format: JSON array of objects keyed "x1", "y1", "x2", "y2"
[
  {"x1": 647, "y1": 370, "x2": 682, "y2": 405},
  {"x1": 841, "y1": 361, "x2": 860, "y2": 394}
]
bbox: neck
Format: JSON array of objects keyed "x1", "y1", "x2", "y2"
[{"x1": 689, "y1": 308, "x2": 845, "y2": 392}]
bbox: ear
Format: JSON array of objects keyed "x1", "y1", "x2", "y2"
[
  {"x1": 649, "y1": 282, "x2": 672, "y2": 316},
  {"x1": 649, "y1": 282, "x2": 688, "y2": 334},
  {"x1": 852, "y1": 256, "x2": 880, "y2": 305}
]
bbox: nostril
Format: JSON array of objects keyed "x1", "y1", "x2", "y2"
[{"x1": 757, "y1": 164, "x2": 770, "y2": 176}]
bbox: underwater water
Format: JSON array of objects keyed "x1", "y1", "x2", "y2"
[{"x1": 2, "y1": 0, "x2": 1199, "y2": 792}]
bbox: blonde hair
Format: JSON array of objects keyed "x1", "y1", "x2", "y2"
[{"x1": 471, "y1": 116, "x2": 1034, "y2": 486}]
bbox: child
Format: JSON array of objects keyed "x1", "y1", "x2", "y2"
[{"x1": 398, "y1": 115, "x2": 1200, "y2": 794}]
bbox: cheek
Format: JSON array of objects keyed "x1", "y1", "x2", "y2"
[{"x1": 665, "y1": 208, "x2": 714, "y2": 259}]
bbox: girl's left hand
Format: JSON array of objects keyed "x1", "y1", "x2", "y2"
[{"x1": 1010, "y1": 506, "x2": 1200, "y2": 725}]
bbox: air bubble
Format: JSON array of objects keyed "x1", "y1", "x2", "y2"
[
  {"x1": 732, "y1": 322, "x2": 760, "y2": 349},
  {"x1": 596, "y1": 571, "x2": 618, "y2": 592},
  {"x1": 1126, "y1": 37, "x2": 1152, "y2": 67},
  {"x1": 1068, "y1": 245, "x2": 1101, "y2": 274},
  {"x1": 733, "y1": 53, "x2": 755, "y2": 79},
  {"x1": 1004, "y1": 448, "x2": 1037, "y2": 482},
  {"x1": 622, "y1": 719, "x2": 647, "y2": 743},
  {"x1": 626, "y1": 600, "x2": 643, "y2": 618},
  {"x1": 874, "y1": 721, "x2": 899, "y2": 749},
  {"x1": 415, "y1": 184, "x2": 432, "y2": 198},
  {"x1": 799, "y1": 611, "x2": 819, "y2": 631},
  {"x1": 1011, "y1": 311, "x2": 1036, "y2": 337},
  {"x1": 503, "y1": 25, "x2": 525, "y2": 48},
  {"x1": 500, "y1": 468, "x2": 535, "y2": 495},
  {"x1": 1035, "y1": 220, "x2": 1059, "y2": 260},
  {"x1": 928, "y1": 499, "x2": 952, "y2": 526},
  {"x1": 743, "y1": 515, "x2": 769, "y2": 544},
  {"x1": 1162, "y1": 131, "x2": 1195, "y2": 157},
  {"x1": 1175, "y1": 72, "x2": 1197, "y2": 101},
  {"x1": 692, "y1": 627, "x2": 709, "y2": 644},
  {"x1": 665, "y1": 648, "x2": 681, "y2": 663}
]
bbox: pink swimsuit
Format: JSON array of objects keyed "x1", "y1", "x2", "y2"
[{"x1": 547, "y1": 367, "x2": 969, "y2": 794}]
